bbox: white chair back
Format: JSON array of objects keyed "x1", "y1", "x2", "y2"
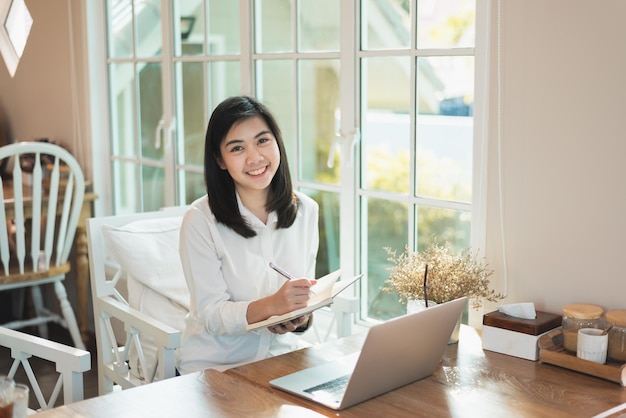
[
  {"x1": 0, "y1": 142, "x2": 85, "y2": 276},
  {"x1": 0, "y1": 142, "x2": 85, "y2": 350}
]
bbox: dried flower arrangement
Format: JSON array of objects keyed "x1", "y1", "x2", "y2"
[{"x1": 381, "y1": 242, "x2": 504, "y2": 310}]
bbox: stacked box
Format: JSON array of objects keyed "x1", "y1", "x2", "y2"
[{"x1": 482, "y1": 310, "x2": 562, "y2": 361}]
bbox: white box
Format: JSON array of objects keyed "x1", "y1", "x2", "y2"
[
  {"x1": 482, "y1": 325, "x2": 553, "y2": 361},
  {"x1": 481, "y1": 310, "x2": 562, "y2": 361}
]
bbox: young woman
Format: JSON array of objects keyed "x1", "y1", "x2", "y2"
[{"x1": 177, "y1": 96, "x2": 319, "y2": 373}]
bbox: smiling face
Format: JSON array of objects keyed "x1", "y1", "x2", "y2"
[{"x1": 217, "y1": 116, "x2": 280, "y2": 201}]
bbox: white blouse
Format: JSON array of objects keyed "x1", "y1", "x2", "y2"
[{"x1": 176, "y1": 190, "x2": 319, "y2": 373}]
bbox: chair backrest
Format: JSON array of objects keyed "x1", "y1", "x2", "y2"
[
  {"x1": 0, "y1": 327, "x2": 91, "y2": 411},
  {"x1": 86, "y1": 207, "x2": 188, "y2": 395},
  {"x1": 0, "y1": 142, "x2": 85, "y2": 284}
]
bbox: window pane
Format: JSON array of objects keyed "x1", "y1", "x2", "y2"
[
  {"x1": 176, "y1": 61, "x2": 204, "y2": 167},
  {"x1": 361, "y1": 57, "x2": 410, "y2": 193},
  {"x1": 298, "y1": 0, "x2": 340, "y2": 52},
  {"x1": 141, "y1": 165, "x2": 166, "y2": 211},
  {"x1": 417, "y1": 56, "x2": 474, "y2": 116},
  {"x1": 415, "y1": 115, "x2": 472, "y2": 202},
  {"x1": 255, "y1": 60, "x2": 295, "y2": 157},
  {"x1": 416, "y1": 56, "x2": 473, "y2": 202},
  {"x1": 298, "y1": 59, "x2": 340, "y2": 185},
  {"x1": 175, "y1": 0, "x2": 240, "y2": 56},
  {"x1": 416, "y1": 206, "x2": 471, "y2": 251},
  {"x1": 207, "y1": 61, "x2": 241, "y2": 110},
  {"x1": 301, "y1": 188, "x2": 340, "y2": 278},
  {"x1": 109, "y1": 63, "x2": 137, "y2": 158},
  {"x1": 174, "y1": 0, "x2": 203, "y2": 56},
  {"x1": 254, "y1": 0, "x2": 293, "y2": 53},
  {"x1": 135, "y1": 0, "x2": 162, "y2": 58},
  {"x1": 112, "y1": 160, "x2": 138, "y2": 214},
  {"x1": 361, "y1": 0, "x2": 410, "y2": 51},
  {"x1": 137, "y1": 62, "x2": 164, "y2": 161},
  {"x1": 208, "y1": 0, "x2": 239, "y2": 55},
  {"x1": 178, "y1": 170, "x2": 205, "y2": 205},
  {"x1": 417, "y1": 0, "x2": 475, "y2": 49},
  {"x1": 107, "y1": 0, "x2": 133, "y2": 58},
  {"x1": 362, "y1": 196, "x2": 408, "y2": 321}
]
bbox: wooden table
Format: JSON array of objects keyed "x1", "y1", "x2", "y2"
[
  {"x1": 2, "y1": 181, "x2": 98, "y2": 344},
  {"x1": 33, "y1": 326, "x2": 626, "y2": 417}
]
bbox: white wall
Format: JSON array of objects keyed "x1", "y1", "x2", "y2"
[{"x1": 485, "y1": 0, "x2": 626, "y2": 314}]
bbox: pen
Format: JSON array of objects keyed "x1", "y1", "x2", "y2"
[{"x1": 269, "y1": 262, "x2": 316, "y2": 294}]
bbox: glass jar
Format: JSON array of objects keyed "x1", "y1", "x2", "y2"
[
  {"x1": 562, "y1": 304, "x2": 604, "y2": 352},
  {"x1": 606, "y1": 310, "x2": 626, "y2": 362}
]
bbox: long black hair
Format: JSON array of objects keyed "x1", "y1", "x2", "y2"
[{"x1": 204, "y1": 96, "x2": 298, "y2": 238}]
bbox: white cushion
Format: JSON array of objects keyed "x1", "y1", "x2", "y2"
[
  {"x1": 102, "y1": 217, "x2": 190, "y2": 309},
  {"x1": 102, "y1": 216, "x2": 190, "y2": 381}
]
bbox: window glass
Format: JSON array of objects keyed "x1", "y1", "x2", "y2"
[
  {"x1": 301, "y1": 188, "x2": 340, "y2": 277},
  {"x1": 417, "y1": 0, "x2": 476, "y2": 49},
  {"x1": 107, "y1": 0, "x2": 133, "y2": 58},
  {"x1": 141, "y1": 165, "x2": 166, "y2": 211},
  {"x1": 176, "y1": 61, "x2": 204, "y2": 167},
  {"x1": 135, "y1": 0, "x2": 162, "y2": 58},
  {"x1": 361, "y1": 56, "x2": 411, "y2": 194},
  {"x1": 178, "y1": 170, "x2": 205, "y2": 205},
  {"x1": 174, "y1": 0, "x2": 204, "y2": 56},
  {"x1": 109, "y1": 63, "x2": 136, "y2": 158},
  {"x1": 362, "y1": 196, "x2": 408, "y2": 320},
  {"x1": 361, "y1": 0, "x2": 410, "y2": 51},
  {"x1": 206, "y1": 61, "x2": 241, "y2": 110},
  {"x1": 298, "y1": 59, "x2": 340, "y2": 185},
  {"x1": 416, "y1": 56, "x2": 473, "y2": 202},
  {"x1": 207, "y1": 0, "x2": 239, "y2": 54},
  {"x1": 254, "y1": 0, "x2": 293, "y2": 53},
  {"x1": 174, "y1": 0, "x2": 240, "y2": 57},
  {"x1": 416, "y1": 206, "x2": 471, "y2": 250},
  {"x1": 298, "y1": 0, "x2": 340, "y2": 52},
  {"x1": 112, "y1": 160, "x2": 138, "y2": 214},
  {"x1": 415, "y1": 114, "x2": 472, "y2": 202},
  {"x1": 137, "y1": 62, "x2": 164, "y2": 161}
]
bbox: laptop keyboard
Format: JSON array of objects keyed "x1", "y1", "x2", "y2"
[{"x1": 304, "y1": 374, "x2": 350, "y2": 396}]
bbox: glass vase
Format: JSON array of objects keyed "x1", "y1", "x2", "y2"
[{"x1": 406, "y1": 299, "x2": 437, "y2": 314}]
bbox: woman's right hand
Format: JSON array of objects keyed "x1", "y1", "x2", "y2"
[
  {"x1": 246, "y1": 277, "x2": 316, "y2": 325},
  {"x1": 273, "y1": 277, "x2": 316, "y2": 312}
]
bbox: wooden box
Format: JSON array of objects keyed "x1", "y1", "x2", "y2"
[{"x1": 482, "y1": 310, "x2": 562, "y2": 361}]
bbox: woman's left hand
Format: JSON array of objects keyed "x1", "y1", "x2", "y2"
[{"x1": 267, "y1": 314, "x2": 310, "y2": 334}]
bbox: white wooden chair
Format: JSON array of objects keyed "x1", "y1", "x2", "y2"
[
  {"x1": 0, "y1": 142, "x2": 85, "y2": 350},
  {"x1": 0, "y1": 326, "x2": 91, "y2": 411},
  {"x1": 86, "y1": 208, "x2": 189, "y2": 395}
]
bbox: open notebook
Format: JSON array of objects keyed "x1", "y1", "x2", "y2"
[
  {"x1": 246, "y1": 270, "x2": 363, "y2": 331},
  {"x1": 270, "y1": 297, "x2": 467, "y2": 410}
]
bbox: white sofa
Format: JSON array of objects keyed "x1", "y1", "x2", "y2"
[{"x1": 86, "y1": 207, "x2": 189, "y2": 395}]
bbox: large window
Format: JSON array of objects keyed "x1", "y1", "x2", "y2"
[{"x1": 95, "y1": 0, "x2": 486, "y2": 326}]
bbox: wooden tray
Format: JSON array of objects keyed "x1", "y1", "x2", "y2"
[{"x1": 538, "y1": 328, "x2": 626, "y2": 387}]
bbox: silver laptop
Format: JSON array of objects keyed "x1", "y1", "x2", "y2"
[{"x1": 269, "y1": 296, "x2": 467, "y2": 410}]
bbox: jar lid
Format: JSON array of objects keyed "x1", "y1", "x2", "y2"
[
  {"x1": 606, "y1": 310, "x2": 626, "y2": 327},
  {"x1": 562, "y1": 304, "x2": 604, "y2": 319}
]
